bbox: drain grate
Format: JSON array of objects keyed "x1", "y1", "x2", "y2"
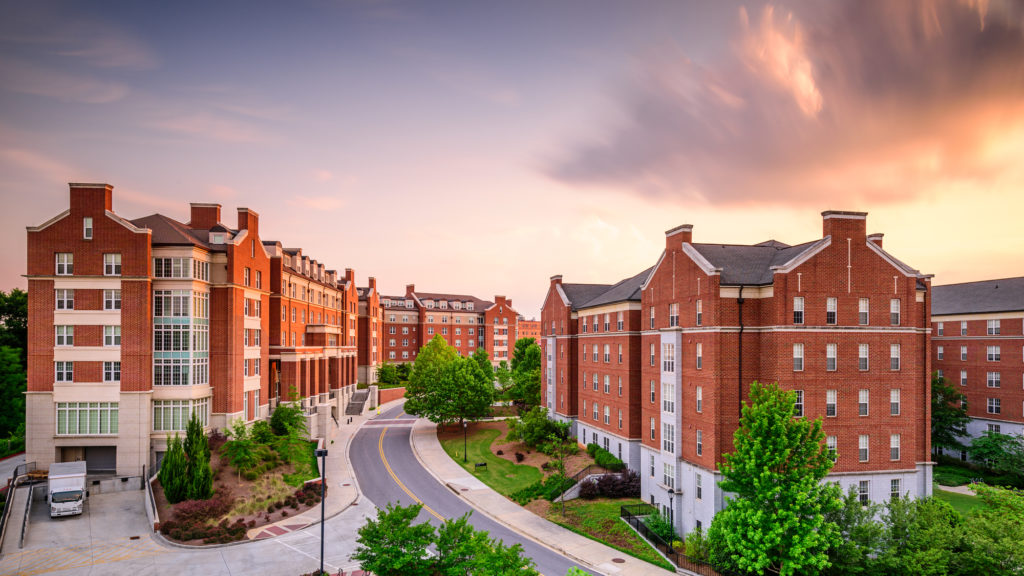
[
  {"x1": 129, "y1": 536, "x2": 140, "y2": 540},
  {"x1": 612, "y1": 558, "x2": 625, "y2": 563}
]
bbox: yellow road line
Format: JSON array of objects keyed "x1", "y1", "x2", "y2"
[{"x1": 378, "y1": 427, "x2": 445, "y2": 522}]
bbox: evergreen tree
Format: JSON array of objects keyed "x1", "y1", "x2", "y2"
[
  {"x1": 159, "y1": 434, "x2": 188, "y2": 503},
  {"x1": 184, "y1": 413, "x2": 212, "y2": 500}
]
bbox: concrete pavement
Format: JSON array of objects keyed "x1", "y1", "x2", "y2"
[{"x1": 408, "y1": 416, "x2": 677, "y2": 576}]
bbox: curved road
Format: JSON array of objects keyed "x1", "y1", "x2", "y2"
[{"x1": 351, "y1": 404, "x2": 593, "y2": 576}]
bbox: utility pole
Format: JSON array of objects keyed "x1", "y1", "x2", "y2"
[{"x1": 315, "y1": 448, "x2": 328, "y2": 574}]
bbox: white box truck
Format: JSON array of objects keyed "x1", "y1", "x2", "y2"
[{"x1": 48, "y1": 461, "x2": 87, "y2": 517}]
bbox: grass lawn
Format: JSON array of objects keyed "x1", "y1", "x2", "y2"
[
  {"x1": 547, "y1": 497, "x2": 674, "y2": 571},
  {"x1": 439, "y1": 427, "x2": 542, "y2": 496},
  {"x1": 283, "y1": 440, "x2": 319, "y2": 487},
  {"x1": 934, "y1": 486, "x2": 985, "y2": 517}
]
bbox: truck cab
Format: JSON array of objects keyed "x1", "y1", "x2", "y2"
[{"x1": 48, "y1": 461, "x2": 88, "y2": 517}]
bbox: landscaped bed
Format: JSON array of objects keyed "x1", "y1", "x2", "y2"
[{"x1": 547, "y1": 497, "x2": 675, "y2": 571}]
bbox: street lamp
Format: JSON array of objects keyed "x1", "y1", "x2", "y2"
[
  {"x1": 462, "y1": 420, "x2": 468, "y2": 463},
  {"x1": 315, "y1": 448, "x2": 328, "y2": 575}
]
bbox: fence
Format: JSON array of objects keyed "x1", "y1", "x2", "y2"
[{"x1": 620, "y1": 504, "x2": 741, "y2": 576}]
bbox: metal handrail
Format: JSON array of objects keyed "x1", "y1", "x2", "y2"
[
  {"x1": 619, "y1": 505, "x2": 739, "y2": 576},
  {"x1": 18, "y1": 480, "x2": 32, "y2": 549}
]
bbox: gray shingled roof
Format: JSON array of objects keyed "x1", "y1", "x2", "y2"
[
  {"x1": 690, "y1": 241, "x2": 819, "y2": 285},
  {"x1": 933, "y1": 277, "x2": 1024, "y2": 315},
  {"x1": 579, "y1": 267, "x2": 652, "y2": 308},
  {"x1": 131, "y1": 214, "x2": 209, "y2": 248},
  {"x1": 560, "y1": 283, "x2": 611, "y2": 311}
]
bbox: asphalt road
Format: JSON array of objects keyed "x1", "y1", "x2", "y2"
[{"x1": 350, "y1": 405, "x2": 594, "y2": 576}]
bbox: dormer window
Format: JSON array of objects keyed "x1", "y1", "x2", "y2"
[
  {"x1": 83, "y1": 217, "x2": 93, "y2": 240},
  {"x1": 211, "y1": 233, "x2": 225, "y2": 244},
  {"x1": 440, "y1": 301, "x2": 448, "y2": 309},
  {"x1": 466, "y1": 302, "x2": 473, "y2": 310}
]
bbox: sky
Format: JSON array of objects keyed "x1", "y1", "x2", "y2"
[{"x1": 2, "y1": 0, "x2": 1023, "y2": 318}]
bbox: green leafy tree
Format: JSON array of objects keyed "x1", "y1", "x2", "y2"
[
  {"x1": 0, "y1": 346, "x2": 26, "y2": 438},
  {"x1": 932, "y1": 372, "x2": 970, "y2": 451},
  {"x1": 507, "y1": 407, "x2": 568, "y2": 449},
  {"x1": 0, "y1": 289, "x2": 27, "y2": 356},
  {"x1": 352, "y1": 503, "x2": 435, "y2": 576},
  {"x1": 473, "y1": 538, "x2": 538, "y2": 576},
  {"x1": 406, "y1": 336, "x2": 493, "y2": 427},
  {"x1": 875, "y1": 496, "x2": 963, "y2": 576},
  {"x1": 710, "y1": 381, "x2": 841, "y2": 576},
  {"x1": 510, "y1": 337, "x2": 537, "y2": 373},
  {"x1": 270, "y1": 399, "x2": 307, "y2": 437},
  {"x1": 159, "y1": 434, "x2": 188, "y2": 503},
  {"x1": 183, "y1": 413, "x2": 212, "y2": 500},
  {"x1": 956, "y1": 484, "x2": 1024, "y2": 575},
  {"x1": 822, "y1": 486, "x2": 883, "y2": 576},
  {"x1": 377, "y1": 362, "x2": 400, "y2": 386},
  {"x1": 471, "y1": 347, "x2": 492, "y2": 380},
  {"x1": 967, "y1": 431, "x2": 1024, "y2": 478},
  {"x1": 494, "y1": 361, "x2": 513, "y2": 394},
  {"x1": 507, "y1": 340, "x2": 542, "y2": 411},
  {"x1": 221, "y1": 419, "x2": 259, "y2": 479},
  {"x1": 395, "y1": 362, "x2": 412, "y2": 382}
]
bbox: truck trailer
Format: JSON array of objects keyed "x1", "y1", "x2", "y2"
[{"x1": 48, "y1": 461, "x2": 87, "y2": 517}]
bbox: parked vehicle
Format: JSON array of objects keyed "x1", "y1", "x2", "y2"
[{"x1": 48, "y1": 462, "x2": 87, "y2": 517}]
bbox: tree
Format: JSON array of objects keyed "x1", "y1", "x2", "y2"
[
  {"x1": 395, "y1": 362, "x2": 412, "y2": 381},
  {"x1": 710, "y1": 381, "x2": 841, "y2": 576},
  {"x1": 471, "y1": 347, "x2": 492, "y2": 380},
  {"x1": 0, "y1": 346, "x2": 26, "y2": 438},
  {"x1": 184, "y1": 413, "x2": 212, "y2": 500},
  {"x1": 875, "y1": 496, "x2": 963, "y2": 576},
  {"x1": 270, "y1": 397, "x2": 307, "y2": 437},
  {"x1": 967, "y1": 431, "x2": 1024, "y2": 478},
  {"x1": 406, "y1": 336, "x2": 494, "y2": 427},
  {"x1": 932, "y1": 372, "x2": 969, "y2": 451},
  {"x1": 221, "y1": 419, "x2": 259, "y2": 479},
  {"x1": 510, "y1": 337, "x2": 537, "y2": 373},
  {"x1": 378, "y1": 362, "x2": 400, "y2": 386},
  {"x1": 494, "y1": 361, "x2": 513, "y2": 393},
  {"x1": 822, "y1": 486, "x2": 883, "y2": 576},
  {"x1": 0, "y1": 289, "x2": 27, "y2": 356},
  {"x1": 507, "y1": 341, "x2": 542, "y2": 411},
  {"x1": 159, "y1": 434, "x2": 188, "y2": 503},
  {"x1": 352, "y1": 503, "x2": 435, "y2": 576},
  {"x1": 956, "y1": 484, "x2": 1024, "y2": 575},
  {"x1": 507, "y1": 407, "x2": 568, "y2": 449}
]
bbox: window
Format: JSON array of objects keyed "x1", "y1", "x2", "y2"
[
  {"x1": 891, "y1": 479, "x2": 901, "y2": 500},
  {"x1": 859, "y1": 389, "x2": 869, "y2": 416},
  {"x1": 987, "y1": 346, "x2": 1001, "y2": 362},
  {"x1": 650, "y1": 307, "x2": 655, "y2": 329},
  {"x1": 937, "y1": 369, "x2": 944, "y2": 380},
  {"x1": 859, "y1": 298, "x2": 869, "y2": 325},
  {"x1": 618, "y1": 344, "x2": 623, "y2": 363},
  {"x1": 618, "y1": 377, "x2": 622, "y2": 396},
  {"x1": 243, "y1": 268, "x2": 251, "y2": 286},
  {"x1": 618, "y1": 409, "x2": 622, "y2": 428},
  {"x1": 593, "y1": 344, "x2": 598, "y2": 362},
  {"x1": 826, "y1": 389, "x2": 837, "y2": 417},
  {"x1": 695, "y1": 300, "x2": 702, "y2": 326},
  {"x1": 793, "y1": 297, "x2": 804, "y2": 324},
  {"x1": 617, "y1": 311, "x2": 623, "y2": 331},
  {"x1": 859, "y1": 343, "x2": 869, "y2": 371},
  {"x1": 859, "y1": 435, "x2": 869, "y2": 462},
  {"x1": 987, "y1": 372, "x2": 1001, "y2": 388},
  {"x1": 793, "y1": 343, "x2": 804, "y2": 371},
  {"x1": 593, "y1": 373, "x2": 598, "y2": 391},
  {"x1": 103, "y1": 326, "x2": 121, "y2": 346},
  {"x1": 56, "y1": 402, "x2": 118, "y2": 435},
  {"x1": 55, "y1": 326, "x2": 73, "y2": 346},
  {"x1": 55, "y1": 253, "x2": 73, "y2": 275},
  {"x1": 153, "y1": 398, "x2": 209, "y2": 431},
  {"x1": 937, "y1": 346, "x2": 944, "y2": 360},
  {"x1": 662, "y1": 343, "x2": 675, "y2": 372},
  {"x1": 696, "y1": 429, "x2": 703, "y2": 456},
  {"x1": 696, "y1": 343, "x2": 703, "y2": 369},
  {"x1": 650, "y1": 343, "x2": 655, "y2": 366},
  {"x1": 960, "y1": 370, "x2": 967, "y2": 386},
  {"x1": 890, "y1": 343, "x2": 900, "y2": 371},
  {"x1": 255, "y1": 271, "x2": 262, "y2": 289},
  {"x1": 604, "y1": 344, "x2": 610, "y2": 363},
  {"x1": 662, "y1": 423, "x2": 674, "y2": 452},
  {"x1": 604, "y1": 406, "x2": 610, "y2": 424},
  {"x1": 858, "y1": 480, "x2": 869, "y2": 504},
  {"x1": 961, "y1": 346, "x2": 968, "y2": 361},
  {"x1": 154, "y1": 358, "x2": 190, "y2": 385},
  {"x1": 987, "y1": 319, "x2": 1000, "y2": 335},
  {"x1": 102, "y1": 289, "x2": 121, "y2": 310},
  {"x1": 793, "y1": 390, "x2": 804, "y2": 417},
  {"x1": 650, "y1": 417, "x2": 656, "y2": 440},
  {"x1": 696, "y1": 386, "x2": 703, "y2": 413},
  {"x1": 56, "y1": 289, "x2": 74, "y2": 310},
  {"x1": 663, "y1": 463, "x2": 675, "y2": 489},
  {"x1": 961, "y1": 320, "x2": 968, "y2": 336},
  {"x1": 592, "y1": 402, "x2": 598, "y2": 420},
  {"x1": 827, "y1": 436, "x2": 838, "y2": 461},
  {"x1": 154, "y1": 258, "x2": 190, "y2": 278},
  {"x1": 936, "y1": 321, "x2": 944, "y2": 335},
  {"x1": 103, "y1": 253, "x2": 121, "y2": 276},
  {"x1": 669, "y1": 303, "x2": 679, "y2": 327},
  {"x1": 663, "y1": 382, "x2": 675, "y2": 413},
  {"x1": 695, "y1": 473, "x2": 703, "y2": 500},
  {"x1": 987, "y1": 398, "x2": 1000, "y2": 414},
  {"x1": 890, "y1": 434, "x2": 900, "y2": 460},
  {"x1": 649, "y1": 455, "x2": 655, "y2": 477},
  {"x1": 826, "y1": 297, "x2": 837, "y2": 325},
  {"x1": 650, "y1": 381, "x2": 656, "y2": 403},
  {"x1": 890, "y1": 389, "x2": 901, "y2": 415},
  {"x1": 154, "y1": 290, "x2": 189, "y2": 317},
  {"x1": 604, "y1": 375, "x2": 610, "y2": 394},
  {"x1": 604, "y1": 314, "x2": 610, "y2": 332},
  {"x1": 103, "y1": 361, "x2": 120, "y2": 382},
  {"x1": 55, "y1": 361, "x2": 73, "y2": 382},
  {"x1": 890, "y1": 299, "x2": 900, "y2": 325},
  {"x1": 988, "y1": 423, "x2": 1001, "y2": 434},
  {"x1": 826, "y1": 343, "x2": 837, "y2": 371}
]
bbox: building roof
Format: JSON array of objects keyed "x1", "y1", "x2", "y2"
[
  {"x1": 690, "y1": 241, "x2": 819, "y2": 285},
  {"x1": 414, "y1": 291, "x2": 493, "y2": 311},
  {"x1": 932, "y1": 277, "x2": 1024, "y2": 316},
  {"x1": 559, "y1": 283, "x2": 612, "y2": 311},
  {"x1": 131, "y1": 214, "x2": 211, "y2": 248},
  {"x1": 578, "y1": 267, "x2": 652, "y2": 309}
]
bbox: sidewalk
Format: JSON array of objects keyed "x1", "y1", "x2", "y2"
[
  {"x1": 409, "y1": 419, "x2": 677, "y2": 576},
  {"x1": 246, "y1": 400, "x2": 397, "y2": 540},
  {"x1": 935, "y1": 483, "x2": 976, "y2": 496}
]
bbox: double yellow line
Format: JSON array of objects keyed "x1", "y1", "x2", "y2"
[{"x1": 377, "y1": 426, "x2": 445, "y2": 522}]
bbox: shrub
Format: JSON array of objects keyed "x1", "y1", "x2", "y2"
[
  {"x1": 586, "y1": 443, "x2": 600, "y2": 457},
  {"x1": 644, "y1": 511, "x2": 678, "y2": 543},
  {"x1": 251, "y1": 420, "x2": 275, "y2": 444},
  {"x1": 271, "y1": 401, "x2": 308, "y2": 437},
  {"x1": 684, "y1": 526, "x2": 710, "y2": 561},
  {"x1": 514, "y1": 452, "x2": 525, "y2": 463},
  {"x1": 591, "y1": 446, "x2": 626, "y2": 471},
  {"x1": 578, "y1": 479, "x2": 599, "y2": 500},
  {"x1": 496, "y1": 449, "x2": 504, "y2": 456},
  {"x1": 506, "y1": 407, "x2": 570, "y2": 449},
  {"x1": 159, "y1": 435, "x2": 189, "y2": 503},
  {"x1": 594, "y1": 470, "x2": 641, "y2": 498}
]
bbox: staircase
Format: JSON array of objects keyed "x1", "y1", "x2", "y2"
[{"x1": 346, "y1": 389, "x2": 369, "y2": 415}]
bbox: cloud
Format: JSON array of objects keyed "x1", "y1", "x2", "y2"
[
  {"x1": 290, "y1": 195, "x2": 346, "y2": 212},
  {"x1": 148, "y1": 112, "x2": 273, "y2": 143},
  {"x1": 0, "y1": 57, "x2": 130, "y2": 103},
  {"x1": 546, "y1": 0, "x2": 1024, "y2": 207},
  {"x1": 313, "y1": 170, "x2": 334, "y2": 182}
]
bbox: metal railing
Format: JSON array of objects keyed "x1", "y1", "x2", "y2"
[
  {"x1": 620, "y1": 504, "x2": 741, "y2": 576},
  {"x1": 18, "y1": 481, "x2": 33, "y2": 549}
]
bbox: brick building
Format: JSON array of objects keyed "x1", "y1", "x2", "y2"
[
  {"x1": 932, "y1": 277, "x2": 1024, "y2": 443},
  {"x1": 26, "y1": 183, "x2": 361, "y2": 475},
  {"x1": 542, "y1": 211, "x2": 934, "y2": 534},
  {"x1": 516, "y1": 317, "x2": 541, "y2": 343},
  {"x1": 357, "y1": 277, "x2": 384, "y2": 383},
  {"x1": 380, "y1": 284, "x2": 519, "y2": 366}
]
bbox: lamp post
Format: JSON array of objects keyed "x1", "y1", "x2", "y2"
[
  {"x1": 315, "y1": 448, "x2": 328, "y2": 575},
  {"x1": 462, "y1": 420, "x2": 468, "y2": 463}
]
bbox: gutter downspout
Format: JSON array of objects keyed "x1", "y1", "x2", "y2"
[{"x1": 738, "y1": 286, "x2": 745, "y2": 419}]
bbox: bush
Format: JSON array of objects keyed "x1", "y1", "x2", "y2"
[
  {"x1": 159, "y1": 435, "x2": 189, "y2": 503},
  {"x1": 172, "y1": 491, "x2": 233, "y2": 524},
  {"x1": 578, "y1": 479, "x2": 599, "y2": 500},
  {"x1": 514, "y1": 452, "x2": 525, "y2": 463},
  {"x1": 271, "y1": 401, "x2": 307, "y2": 436},
  {"x1": 586, "y1": 443, "x2": 600, "y2": 457},
  {"x1": 684, "y1": 526, "x2": 710, "y2": 561},
  {"x1": 595, "y1": 470, "x2": 640, "y2": 498},
  {"x1": 251, "y1": 420, "x2": 275, "y2": 444},
  {"x1": 496, "y1": 449, "x2": 503, "y2": 456},
  {"x1": 506, "y1": 407, "x2": 569, "y2": 449},
  {"x1": 644, "y1": 511, "x2": 678, "y2": 543},
  {"x1": 590, "y1": 446, "x2": 625, "y2": 471}
]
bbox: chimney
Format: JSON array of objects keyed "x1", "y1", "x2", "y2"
[
  {"x1": 345, "y1": 268, "x2": 354, "y2": 283},
  {"x1": 69, "y1": 183, "x2": 114, "y2": 215},
  {"x1": 665, "y1": 224, "x2": 693, "y2": 250},
  {"x1": 369, "y1": 276, "x2": 377, "y2": 290},
  {"x1": 405, "y1": 284, "x2": 415, "y2": 296},
  {"x1": 822, "y1": 211, "x2": 867, "y2": 240},
  {"x1": 236, "y1": 207, "x2": 259, "y2": 237},
  {"x1": 189, "y1": 203, "x2": 221, "y2": 230},
  {"x1": 867, "y1": 233, "x2": 884, "y2": 249},
  {"x1": 550, "y1": 274, "x2": 563, "y2": 286}
]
